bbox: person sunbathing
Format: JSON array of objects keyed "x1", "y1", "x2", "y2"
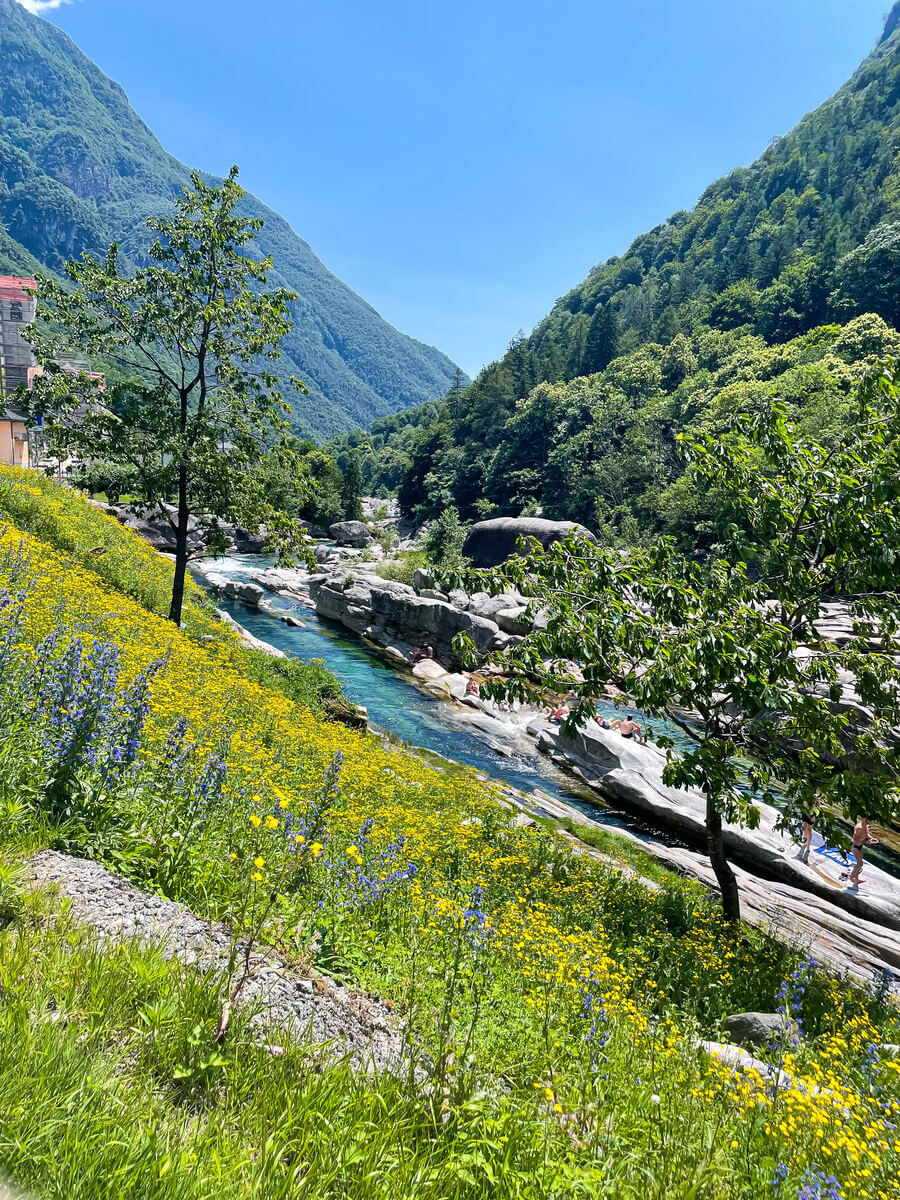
[
  {"x1": 619, "y1": 715, "x2": 643, "y2": 742},
  {"x1": 548, "y1": 704, "x2": 570, "y2": 724}
]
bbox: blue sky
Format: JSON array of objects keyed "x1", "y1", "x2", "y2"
[{"x1": 16, "y1": 0, "x2": 892, "y2": 376}]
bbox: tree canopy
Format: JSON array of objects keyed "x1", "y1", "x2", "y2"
[
  {"x1": 26, "y1": 167, "x2": 308, "y2": 626},
  {"x1": 449, "y1": 364, "x2": 900, "y2": 921}
]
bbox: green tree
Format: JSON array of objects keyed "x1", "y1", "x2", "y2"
[
  {"x1": 453, "y1": 365, "x2": 900, "y2": 922},
  {"x1": 25, "y1": 167, "x2": 305, "y2": 626},
  {"x1": 297, "y1": 446, "x2": 344, "y2": 527},
  {"x1": 583, "y1": 304, "x2": 619, "y2": 375},
  {"x1": 341, "y1": 450, "x2": 364, "y2": 521},
  {"x1": 832, "y1": 222, "x2": 900, "y2": 327},
  {"x1": 424, "y1": 506, "x2": 466, "y2": 566}
]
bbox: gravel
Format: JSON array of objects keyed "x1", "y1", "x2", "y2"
[{"x1": 29, "y1": 851, "x2": 406, "y2": 1074}]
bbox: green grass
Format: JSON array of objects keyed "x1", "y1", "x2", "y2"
[
  {"x1": 0, "y1": 474, "x2": 898, "y2": 1200},
  {"x1": 0, "y1": 467, "x2": 345, "y2": 717},
  {"x1": 374, "y1": 550, "x2": 431, "y2": 587}
]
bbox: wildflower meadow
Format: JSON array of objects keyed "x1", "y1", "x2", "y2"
[{"x1": 0, "y1": 466, "x2": 897, "y2": 1200}]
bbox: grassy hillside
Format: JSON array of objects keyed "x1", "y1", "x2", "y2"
[
  {"x1": 0, "y1": 0, "x2": 463, "y2": 438},
  {"x1": 0, "y1": 469, "x2": 896, "y2": 1198}
]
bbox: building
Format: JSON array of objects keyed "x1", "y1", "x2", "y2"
[
  {"x1": 0, "y1": 406, "x2": 29, "y2": 467},
  {"x1": 0, "y1": 276, "x2": 36, "y2": 468},
  {"x1": 0, "y1": 277, "x2": 104, "y2": 470}
]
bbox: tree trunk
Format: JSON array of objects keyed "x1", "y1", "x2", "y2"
[
  {"x1": 706, "y1": 793, "x2": 741, "y2": 923},
  {"x1": 168, "y1": 462, "x2": 189, "y2": 627}
]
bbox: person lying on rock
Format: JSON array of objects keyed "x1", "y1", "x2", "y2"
[
  {"x1": 619, "y1": 714, "x2": 644, "y2": 742},
  {"x1": 593, "y1": 714, "x2": 621, "y2": 731},
  {"x1": 409, "y1": 645, "x2": 435, "y2": 665},
  {"x1": 548, "y1": 704, "x2": 570, "y2": 724}
]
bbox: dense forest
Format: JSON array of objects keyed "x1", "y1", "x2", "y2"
[
  {"x1": 333, "y1": 5, "x2": 900, "y2": 544},
  {"x1": 0, "y1": 0, "x2": 463, "y2": 438}
]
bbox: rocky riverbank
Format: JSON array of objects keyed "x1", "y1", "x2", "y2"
[{"x1": 192, "y1": 556, "x2": 900, "y2": 962}]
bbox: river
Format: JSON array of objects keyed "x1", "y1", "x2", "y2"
[
  {"x1": 199, "y1": 555, "x2": 900, "y2": 878},
  {"x1": 199, "y1": 555, "x2": 677, "y2": 837}
]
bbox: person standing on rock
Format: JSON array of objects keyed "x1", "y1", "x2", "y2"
[
  {"x1": 841, "y1": 817, "x2": 877, "y2": 886},
  {"x1": 798, "y1": 795, "x2": 820, "y2": 863}
]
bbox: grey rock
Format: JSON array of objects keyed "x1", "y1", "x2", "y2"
[
  {"x1": 29, "y1": 851, "x2": 404, "y2": 1074},
  {"x1": 223, "y1": 580, "x2": 264, "y2": 608},
  {"x1": 447, "y1": 588, "x2": 471, "y2": 610},
  {"x1": 329, "y1": 521, "x2": 372, "y2": 548},
  {"x1": 418, "y1": 588, "x2": 449, "y2": 602},
  {"x1": 462, "y1": 517, "x2": 594, "y2": 568},
  {"x1": 413, "y1": 567, "x2": 436, "y2": 592},
  {"x1": 496, "y1": 605, "x2": 531, "y2": 635},
  {"x1": 722, "y1": 1011, "x2": 799, "y2": 1049}
]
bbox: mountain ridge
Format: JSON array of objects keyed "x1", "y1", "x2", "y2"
[
  {"x1": 0, "y1": 0, "x2": 463, "y2": 438},
  {"x1": 333, "y1": 4, "x2": 900, "y2": 543}
]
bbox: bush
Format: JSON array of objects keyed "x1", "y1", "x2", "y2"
[{"x1": 423, "y1": 507, "x2": 465, "y2": 565}]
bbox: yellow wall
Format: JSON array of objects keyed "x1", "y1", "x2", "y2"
[{"x1": 0, "y1": 420, "x2": 29, "y2": 468}]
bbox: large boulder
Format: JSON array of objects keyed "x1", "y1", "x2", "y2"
[
  {"x1": 462, "y1": 517, "x2": 593, "y2": 568},
  {"x1": 468, "y1": 591, "x2": 525, "y2": 621},
  {"x1": 722, "y1": 1012, "x2": 799, "y2": 1049},
  {"x1": 329, "y1": 521, "x2": 372, "y2": 548},
  {"x1": 222, "y1": 580, "x2": 264, "y2": 608}
]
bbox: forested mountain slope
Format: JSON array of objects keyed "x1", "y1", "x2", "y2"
[
  {"x1": 0, "y1": 0, "x2": 462, "y2": 438},
  {"x1": 339, "y1": 4, "x2": 900, "y2": 533}
]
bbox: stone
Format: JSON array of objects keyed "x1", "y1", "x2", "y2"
[
  {"x1": 412, "y1": 659, "x2": 449, "y2": 682},
  {"x1": 413, "y1": 567, "x2": 436, "y2": 592},
  {"x1": 496, "y1": 605, "x2": 531, "y2": 635},
  {"x1": 223, "y1": 580, "x2": 264, "y2": 608},
  {"x1": 447, "y1": 588, "x2": 471, "y2": 610},
  {"x1": 28, "y1": 850, "x2": 404, "y2": 1074},
  {"x1": 418, "y1": 588, "x2": 449, "y2": 602},
  {"x1": 329, "y1": 521, "x2": 372, "y2": 548},
  {"x1": 722, "y1": 1011, "x2": 799, "y2": 1049},
  {"x1": 467, "y1": 592, "x2": 524, "y2": 621},
  {"x1": 462, "y1": 517, "x2": 594, "y2": 568}
]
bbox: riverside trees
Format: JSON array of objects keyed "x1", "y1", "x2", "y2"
[
  {"x1": 453, "y1": 365, "x2": 900, "y2": 922},
  {"x1": 24, "y1": 167, "x2": 307, "y2": 626}
]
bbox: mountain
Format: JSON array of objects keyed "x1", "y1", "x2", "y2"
[
  {"x1": 0, "y1": 0, "x2": 463, "y2": 439},
  {"x1": 339, "y1": 3, "x2": 900, "y2": 537}
]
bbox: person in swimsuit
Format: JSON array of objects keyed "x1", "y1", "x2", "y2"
[
  {"x1": 841, "y1": 817, "x2": 877, "y2": 885},
  {"x1": 619, "y1": 715, "x2": 643, "y2": 742},
  {"x1": 799, "y1": 795, "x2": 820, "y2": 863}
]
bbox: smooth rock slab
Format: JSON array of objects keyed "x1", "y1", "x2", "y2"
[{"x1": 29, "y1": 851, "x2": 403, "y2": 1073}]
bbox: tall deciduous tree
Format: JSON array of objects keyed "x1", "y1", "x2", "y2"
[
  {"x1": 25, "y1": 167, "x2": 307, "y2": 626},
  {"x1": 341, "y1": 451, "x2": 364, "y2": 521},
  {"x1": 451, "y1": 365, "x2": 900, "y2": 922}
]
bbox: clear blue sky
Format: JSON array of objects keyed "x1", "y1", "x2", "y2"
[{"x1": 19, "y1": 0, "x2": 892, "y2": 375}]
